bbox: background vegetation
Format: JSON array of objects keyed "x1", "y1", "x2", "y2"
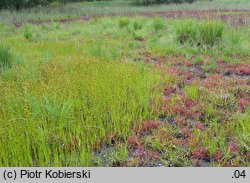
[
  {"x1": 1, "y1": 0, "x2": 198, "y2": 10},
  {"x1": 1, "y1": 0, "x2": 249, "y2": 25},
  {"x1": 0, "y1": 0, "x2": 86, "y2": 10},
  {"x1": 134, "y1": 0, "x2": 196, "y2": 5}
]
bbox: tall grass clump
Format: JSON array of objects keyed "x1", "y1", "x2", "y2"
[
  {"x1": 23, "y1": 25, "x2": 34, "y2": 41},
  {"x1": 174, "y1": 19, "x2": 224, "y2": 47},
  {"x1": 174, "y1": 19, "x2": 198, "y2": 45},
  {"x1": 0, "y1": 43, "x2": 12, "y2": 71},
  {"x1": 153, "y1": 17, "x2": 165, "y2": 31},
  {"x1": 199, "y1": 20, "x2": 224, "y2": 47},
  {"x1": 132, "y1": 19, "x2": 144, "y2": 30},
  {"x1": 119, "y1": 17, "x2": 130, "y2": 29}
]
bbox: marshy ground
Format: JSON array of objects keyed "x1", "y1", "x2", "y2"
[{"x1": 0, "y1": 0, "x2": 249, "y2": 167}]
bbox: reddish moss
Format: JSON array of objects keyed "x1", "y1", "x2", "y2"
[
  {"x1": 176, "y1": 117, "x2": 187, "y2": 126},
  {"x1": 163, "y1": 86, "x2": 176, "y2": 96},
  {"x1": 141, "y1": 120, "x2": 163, "y2": 134},
  {"x1": 221, "y1": 63, "x2": 250, "y2": 76},
  {"x1": 195, "y1": 122, "x2": 205, "y2": 131},
  {"x1": 183, "y1": 109, "x2": 193, "y2": 118},
  {"x1": 192, "y1": 147, "x2": 210, "y2": 161},
  {"x1": 181, "y1": 127, "x2": 193, "y2": 138},
  {"x1": 166, "y1": 67, "x2": 179, "y2": 77},
  {"x1": 184, "y1": 61, "x2": 191, "y2": 67},
  {"x1": 184, "y1": 98, "x2": 196, "y2": 108},
  {"x1": 213, "y1": 150, "x2": 224, "y2": 161},
  {"x1": 238, "y1": 98, "x2": 250, "y2": 113},
  {"x1": 193, "y1": 111, "x2": 204, "y2": 121},
  {"x1": 228, "y1": 141, "x2": 239, "y2": 154},
  {"x1": 173, "y1": 104, "x2": 180, "y2": 115},
  {"x1": 150, "y1": 151, "x2": 161, "y2": 159},
  {"x1": 235, "y1": 65, "x2": 250, "y2": 75},
  {"x1": 203, "y1": 74, "x2": 225, "y2": 89},
  {"x1": 180, "y1": 71, "x2": 195, "y2": 81},
  {"x1": 128, "y1": 136, "x2": 140, "y2": 148}
]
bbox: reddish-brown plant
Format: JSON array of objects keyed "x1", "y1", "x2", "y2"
[
  {"x1": 228, "y1": 141, "x2": 239, "y2": 154},
  {"x1": 213, "y1": 149, "x2": 224, "y2": 161},
  {"x1": 128, "y1": 136, "x2": 140, "y2": 148},
  {"x1": 141, "y1": 120, "x2": 163, "y2": 135},
  {"x1": 195, "y1": 122, "x2": 205, "y2": 131},
  {"x1": 192, "y1": 147, "x2": 210, "y2": 161}
]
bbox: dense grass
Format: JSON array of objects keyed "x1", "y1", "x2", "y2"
[{"x1": 0, "y1": 57, "x2": 161, "y2": 166}]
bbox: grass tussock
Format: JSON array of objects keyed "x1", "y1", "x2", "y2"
[
  {"x1": 119, "y1": 17, "x2": 130, "y2": 29},
  {"x1": 0, "y1": 43, "x2": 12, "y2": 70},
  {"x1": 153, "y1": 17, "x2": 166, "y2": 31},
  {"x1": 174, "y1": 19, "x2": 224, "y2": 47}
]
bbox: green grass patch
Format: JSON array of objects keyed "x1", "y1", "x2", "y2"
[{"x1": 0, "y1": 55, "x2": 161, "y2": 166}]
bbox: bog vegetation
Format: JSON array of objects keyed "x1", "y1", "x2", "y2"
[
  {"x1": 0, "y1": 0, "x2": 249, "y2": 167},
  {"x1": 0, "y1": 0, "x2": 90, "y2": 9}
]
